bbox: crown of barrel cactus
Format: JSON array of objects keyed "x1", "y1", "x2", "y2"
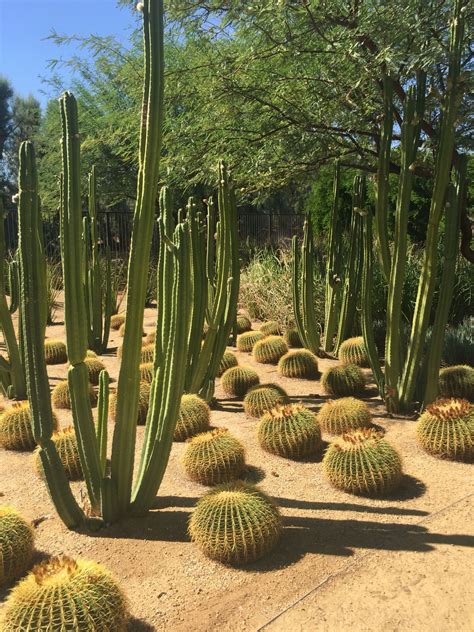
[
  {"x1": 236, "y1": 331, "x2": 265, "y2": 352},
  {"x1": 34, "y1": 427, "x2": 83, "y2": 481},
  {"x1": 257, "y1": 404, "x2": 322, "y2": 459},
  {"x1": 260, "y1": 321, "x2": 282, "y2": 336},
  {"x1": 317, "y1": 397, "x2": 372, "y2": 435},
  {"x1": 188, "y1": 481, "x2": 281, "y2": 565},
  {"x1": 321, "y1": 364, "x2": 366, "y2": 396},
  {"x1": 338, "y1": 336, "x2": 369, "y2": 367},
  {"x1": 84, "y1": 357, "x2": 106, "y2": 386},
  {"x1": 0, "y1": 403, "x2": 59, "y2": 451},
  {"x1": 182, "y1": 427, "x2": 246, "y2": 485},
  {"x1": 139, "y1": 362, "x2": 154, "y2": 384},
  {"x1": 109, "y1": 381, "x2": 150, "y2": 425},
  {"x1": 110, "y1": 313, "x2": 126, "y2": 331},
  {"x1": 221, "y1": 366, "x2": 260, "y2": 397},
  {"x1": 283, "y1": 328, "x2": 303, "y2": 348},
  {"x1": 51, "y1": 380, "x2": 97, "y2": 410},
  {"x1": 277, "y1": 349, "x2": 319, "y2": 379},
  {"x1": 1, "y1": 556, "x2": 128, "y2": 632},
  {"x1": 323, "y1": 428, "x2": 402, "y2": 496},
  {"x1": 243, "y1": 383, "x2": 289, "y2": 418},
  {"x1": 218, "y1": 350, "x2": 238, "y2": 377},
  {"x1": 236, "y1": 315, "x2": 252, "y2": 334},
  {"x1": 44, "y1": 340, "x2": 68, "y2": 365},
  {"x1": 438, "y1": 365, "x2": 474, "y2": 401},
  {"x1": 174, "y1": 394, "x2": 211, "y2": 442},
  {"x1": 253, "y1": 335, "x2": 288, "y2": 364},
  {"x1": 0, "y1": 507, "x2": 34, "y2": 587},
  {"x1": 416, "y1": 398, "x2": 473, "y2": 461}
]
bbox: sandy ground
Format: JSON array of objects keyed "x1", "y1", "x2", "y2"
[{"x1": 1, "y1": 304, "x2": 473, "y2": 631}]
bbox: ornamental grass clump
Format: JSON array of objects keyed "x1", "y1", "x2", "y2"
[
  {"x1": 0, "y1": 507, "x2": 34, "y2": 588},
  {"x1": 189, "y1": 481, "x2": 282, "y2": 565},
  {"x1": 174, "y1": 394, "x2": 211, "y2": 442},
  {"x1": 338, "y1": 336, "x2": 369, "y2": 367},
  {"x1": 416, "y1": 398, "x2": 473, "y2": 461},
  {"x1": 1, "y1": 556, "x2": 128, "y2": 632},
  {"x1": 236, "y1": 331, "x2": 265, "y2": 353},
  {"x1": 253, "y1": 335, "x2": 288, "y2": 364},
  {"x1": 438, "y1": 365, "x2": 474, "y2": 401},
  {"x1": 317, "y1": 397, "x2": 372, "y2": 435},
  {"x1": 182, "y1": 428, "x2": 246, "y2": 485},
  {"x1": 277, "y1": 349, "x2": 319, "y2": 379},
  {"x1": 0, "y1": 403, "x2": 58, "y2": 451},
  {"x1": 243, "y1": 383, "x2": 289, "y2": 418},
  {"x1": 323, "y1": 429, "x2": 402, "y2": 496},
  {"x1": 257, "y1": 404, "x2": 321, "y2": 459},
  {"x1": 218, "y1": 351, "x2": 238, "y2": 377},
  {"x1": 221, "y1": 366, "x2": 260, "y2": 397},
  {"x1": 321, "y1": 364, "x2": 366, "y2": 396},
  {"x1": 44, "y1": 340, "x2": 67, "y2": 365}
]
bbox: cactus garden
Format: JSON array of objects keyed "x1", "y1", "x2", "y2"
[{"x1": 0, "y1": 0, "x2": 473, "y2": 630}]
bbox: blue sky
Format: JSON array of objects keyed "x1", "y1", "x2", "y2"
[{"x1": 0, "y1": 0, "x2": 135, "y2": 107}]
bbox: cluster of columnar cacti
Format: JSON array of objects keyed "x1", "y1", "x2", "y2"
[
  {"x1": 83, "y1": 165, "x2": 113, "y2": 354},
  {"x1": 221, "y1": 366, "x2": 260, "y2": 397},
  {"x1": 0, "y1": 403, "x2": 58, "y2": 451},
  {"x1": 1, "y1": 556, "x2": 128, "y2": 631},
  {"x1": 243, "y1": 383, "x2": 289, "y2": 418},
  {"x1": 278, "y1": 349, "x2": 319, "y2": 379},
  {"x1": 257, "y1": 404, "x2": 322, "y2": 459},
  {"x1": 253, "y1": 335, "x2": 288, "y2": 364},
  {"x1": 182, "y1": 427, "x2": 246, "y2": 485},
  {"x1": 0, "y1": 507, "x2": 34, "y2": 587},
  {"x1": 323, "y1": 429, "x2": 403, "y2": 496},
  {"x1": 416, "y1": 398, "x2": 473, "y2": 461},
  {"x1": 317, "y1": 397, "x2": 372, "y2": 435},
  {"x1": 0, "y1": 196, "x2": 26, "y2": 400},
  {"x1": 16, "y1": 0, "x2": 196, "y2": 527},
  {"x1": 174, "y1": 394, "x2": 211, "y2": 441},
  {"x1": 438, "y1": 365, "x2": 474, "y2": 401},
  {"x1": 360, "y1": 0, "x2": 467, "y2": 412},
  {"x1": 321, "y1": 364, "x2": 366, "y2": 396},
  {"x1": 237, "y1": 330, "x2": 265, "y2": 352},
  {"x1": 189, "y1": 481, "x2": 282, "y2": 565}
]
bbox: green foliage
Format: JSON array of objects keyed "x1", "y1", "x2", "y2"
[
  {"x1": 321, "y1": 364, "x2": 366, "y2": 397},
  {"x1": 35, "y1": 428, "x2": 83, "y2": 481},
  {"x1": 1, "y1": 556, "x2": 128, "y2": 631},
  {"x1": 217, "y1": 350, "x2": 238, "y2": 377},
  {"x1": 44, "y1": 339, "x2": 68, "y2": 364},
  {"x1": 221, "y1": 366, "x2": 259, "y2": 397},
  {"x1": 338, "y1": 337, "x2": 369, "y2": 367},
  {"x1": 182, "y1": 428, "x2": 245, "y2": 485},
  {"x1": 0, "y1": 403, "x2": 58, "y2": 451},
  {"x1": 174, "y1": 394, "x2": 210, "y2": 442},
  {"x1": 442, "y1": 318, "x2": 474, "y2": 366},
  {"x1": 252, "y1": 335, "x2": 288, "y2": 364},
  {"x1": 0, "y1": 506, "x2": 34, "y2": 588},
  {"x1": 277, "y1": 349, "x2": 319, "y2": 379},
  {"x1": 323, "y1": 429, "x2": 403, "y2": 496},
  {"x1": 236, "y1": 330, "x2": 265, "y2": 352},
  {"x1": 317, "y1": 397, "x2": 372, "y2": 435},
  {"x1": 257, "y1": 404, "x2": 322, "y2": 459},
  {"x1": 438, "y1": 365, "x2": 474, "y2": 401},
  {"x1": 51, "y1": 380, "x2": 97, "y2": 410},
  {"x1": 188, "y1": 481, "x2": 282, "y2": 565},
  {"x1": 416, "y1": 398, "x2": 473, "y2": 461},
  {"x1": 243, "y1": 383, "x2": 289, "y2": 418}
]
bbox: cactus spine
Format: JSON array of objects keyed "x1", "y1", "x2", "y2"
[{"x1": 83, "y1": 165, "x2": 113, "y2": 354}]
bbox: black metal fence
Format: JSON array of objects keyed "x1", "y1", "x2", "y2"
[{"x1": 4, "y1": 209, "x2": 304, "y2": 259}]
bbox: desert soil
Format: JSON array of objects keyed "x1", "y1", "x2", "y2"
[{"x1": 1, "y1": 304, "x2": 473, "y2": 632}]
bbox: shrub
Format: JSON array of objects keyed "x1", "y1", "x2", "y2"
[
  {"x1": 182, "y1": 428, "x2": 246, "y2": 485},
  {"x1": 416, "y1": 398, "x2": 473, "y2": 461},
  {"x1": 257, "y1": 404, "x2": 321, "y2": 459},
  {"x1": 189, "y1": 481, "x2": 282, "y2": 564}
]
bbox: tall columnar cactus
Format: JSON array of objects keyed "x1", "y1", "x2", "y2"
[
  {"x1": 0, "y1": 196, "x2": 26, "y2": 400},
  {"x1": 83, "y1": 165, "x2": 113, "y2": 354}
]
